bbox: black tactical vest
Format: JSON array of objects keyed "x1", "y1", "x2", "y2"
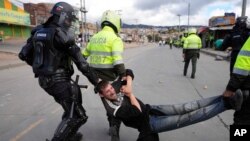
[{"x1": 32, "y1": 28, "x2": 72, "y2": 76}]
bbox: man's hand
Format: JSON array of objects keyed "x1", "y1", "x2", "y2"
[
  {"x1": 182, "y1": 54, "x2": 185, "y2": 59},
  {"x1": 223, "y1": 90, "x2": 235, "y2": 97},
  {"x1": 120, "y1": 76, "x2": 132, "y2": 96}
]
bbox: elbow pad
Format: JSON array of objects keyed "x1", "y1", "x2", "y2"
[{"x1": 114, "y1": 64, "x2": 126, "y2": 77}]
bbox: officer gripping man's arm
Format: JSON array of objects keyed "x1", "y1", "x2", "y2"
[
  {"x1": 223, "y1": 36, "x2": 250, "y2": 125},
  {"x1": 19, "y1": 2, "x2": 99, "y2": 141}
]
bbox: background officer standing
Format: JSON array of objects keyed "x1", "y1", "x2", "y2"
[
  {"x1": 82, "y1": 10, "x2": 125, "y2": 141},
  {"x1": 183, "y1": 28, "x2": 202, "y2": 79},
  {"x1": 19, "y1": 2, "x2": 98, "y2": 141}
]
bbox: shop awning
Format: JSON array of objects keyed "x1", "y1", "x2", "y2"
[{"x1": 209, "y1": 26, "x2": 234, "y2": 31}]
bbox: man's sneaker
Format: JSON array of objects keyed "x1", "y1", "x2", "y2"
[
  {"x1": 230, "y1": 89, "x2": 243, "y2": 111},
  {"x1": 109, "y1": 126, "x2": 120, "y2": 141},
  {"x1": 242, "y1": 90, "x2": 249, "y2": 100},
  {"x1": 69, "y1": 132, "x2": 83, "y2": 141}
]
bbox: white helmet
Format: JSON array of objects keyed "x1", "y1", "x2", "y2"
[
  {"x1": 188, "y1": 28, "x2": 197, "y2": 35},
  {"x1": 101, "y1": 10, "x2": 122, "y2": 33}
]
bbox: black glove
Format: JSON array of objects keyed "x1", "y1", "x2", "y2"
[
  {"x1": 197, "y1": 53, "x2": 200, "y2": 59},
  {"x1": 112, "y1": 80, "x2": 127, "y2": 93}
]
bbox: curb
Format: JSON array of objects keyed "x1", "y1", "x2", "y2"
[
  {"x1": 200, "y1": 49, "x2": 230, "y2": 62},
  {"x1": 0, "y1": 62, "x2": 26, "y2": 70},
  {"x1": 0, "y1": 51, "x2": 26, "y2": 70}
]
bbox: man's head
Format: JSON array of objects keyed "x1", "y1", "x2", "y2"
[
  {"x1": 101, "y1": 10, "x2": 122, "y2": 33},
  {"x1": 235, "y1": 16, "x2": 250, "y2": 31},
  {"x1": 96, "y1": 80, "x2": 118, "y2": 100}
]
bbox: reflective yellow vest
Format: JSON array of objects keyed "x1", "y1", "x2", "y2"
[
  {"x1": 233, "y1": 36, "x2": 250, "y2": 76},
  {"x1": 82, "y1": 26, "x2": 124, "y2": 69},
  {"x1": 183, "y1": 34, "x2": 202, "y2": 49}
]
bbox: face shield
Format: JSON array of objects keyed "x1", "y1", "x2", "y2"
[
  {"x1": 58, "y1": 11, "x2": 79, "y2": 41},
  {"x1": 58, "y1": 11, "x2": 78, "y2": 30}
]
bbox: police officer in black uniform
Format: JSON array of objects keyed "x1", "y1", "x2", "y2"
[
  {"x1": 19, "y1": 2, "x2": 98, "y2": 141},
  {"x1": 221, "y1": 16, "x2": 250, "y2": 74}
]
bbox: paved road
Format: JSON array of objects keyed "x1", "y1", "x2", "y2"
[{"x1": 0, "y1": 44, "x2": 233, "y2": 141}]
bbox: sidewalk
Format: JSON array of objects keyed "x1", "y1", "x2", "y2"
[
  {"x1": 200, "y1": 48, "x2": 230, "y2": 61},
  {"x1": 0, "y1": 38, "x2": 26, "y2": 70}
]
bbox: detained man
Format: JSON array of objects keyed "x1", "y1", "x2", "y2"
[{"x1": 95, "y1": 69, "x2": 243, "y2": 141}]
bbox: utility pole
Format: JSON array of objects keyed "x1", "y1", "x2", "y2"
[
  {"x1": 80, "y1": 0, "x2": 88, "y2": 46},
  {"x1": 135, "y1": 19, "x2": 138, "y2": 43},
  {"x1": 242, "y1": 0, "x2": 247, "y2": 16},
  {"x1": 188, "y1": 2, "x2": 190, "y2": 29},
  {"x1": 177, "y1": 14, "x2": 181, "y2": 39}
]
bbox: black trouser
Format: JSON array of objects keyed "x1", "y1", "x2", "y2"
[
  {"x1": 184, "y1": 52, "x2": 198, "y2": 77},
  {"x1": 233, "y1": 89, "x2": 250, "y2": 125},
  {"x1": 39, "y1": 77, "x2": 88, "y2": 141},
  {"x1": 101, "y1": 97, "x2": 121, "y2": 130}
]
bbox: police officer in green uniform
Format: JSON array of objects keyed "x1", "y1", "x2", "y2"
[
  {"x1": 82, "y1": 10, "x2": 125, "y2": 141},
  {"x1": 223, "y1": 36, "x2": 250, "y2": 125},
  {"x1": 183, "y1": 28, "x2": 202, "y2": 79}
]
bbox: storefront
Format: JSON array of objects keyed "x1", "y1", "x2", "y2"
[{"x1": 0, "y1": 0, "x2": 31, "y2": 39}]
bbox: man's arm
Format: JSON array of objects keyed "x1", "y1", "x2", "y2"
[
  {"x1": 68, "y1": 44, "x2": 99, "y2": 86},
  {"x1": 55, "y1": 28, "x2": 99, "y2": 86},
  {"x1": 121, "y1": 75, "x2": 142, "y2": 112},
  {"x1": 220, "y1": 34, "x2": 231, "y2": 51},
  {"x1": 18, "y1": 37, "x2": 34, "y2": 66}
]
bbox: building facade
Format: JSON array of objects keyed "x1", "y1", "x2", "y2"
[{"x1": 0, "y1": 0, "x2": 30, "y2": 39}]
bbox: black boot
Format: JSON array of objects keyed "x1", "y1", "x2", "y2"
[
  {"x1": 69, "y1": 132, "x2": 83, "y2": 141},
  {"x1": 183, "y1": 71, "x2": 187, "y2": 76}
]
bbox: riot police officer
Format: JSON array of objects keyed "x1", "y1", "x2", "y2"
[
  {"x1": 222, "y1": 17, "x2": 250, "y2": 125},
  {"x1": 221, "y1": 16, "x2": 250, "y2": 74},
  {"x1": 19, "y1": 2, "x2": 98, "y2": 141},
  {"x1": 82, "y1": 10, "x2": 125, "y2": 141},
  {"x1": 223, "y1": 36, "x2": 250, "y2": 125}
]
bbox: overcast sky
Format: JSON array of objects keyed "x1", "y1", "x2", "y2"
[{"x1": 19, "y1": 0, "x2": 250, "y2": 26}]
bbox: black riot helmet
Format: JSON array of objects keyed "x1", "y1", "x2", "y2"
[
  {"x1": 50, "y1": 2, "x2": 78, "y2": 28},
  {"x1": 235, "y1": 16, "x2": 248, "y2": 29}
]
